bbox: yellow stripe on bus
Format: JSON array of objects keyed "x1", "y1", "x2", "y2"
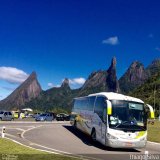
[
  {"x1": 151, "y1": 111, "x2": 155, "y2": 119},
  {"x1": 108, "y1": 105, "x2": 112, "y2": 115},
  {"x1": 135, "y1": 131, "x2": 146, "y2": 139}
]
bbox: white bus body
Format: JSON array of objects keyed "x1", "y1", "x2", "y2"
[{"x1": 71, "y1": 92, "x2": 154, "y2": 148}]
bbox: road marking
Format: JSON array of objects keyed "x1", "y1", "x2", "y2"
[
  {"x1": 4, "y1": 137, "x2": 90, "y2": 160},
  {"x1": 5, "y1": 137, "x2": 60, "y2": 154},
  {"x1": 21, "y1": 125, "x2": 80, "y2": 155},
  {"x1": 144, "y1": 151, "x2": 149, "y2": 160},
  {"x1": 2, "y1": 123, "x2": 105, "y2": 160},
  {"x1": 16, "y1": 128, "x2": 25, "y2": 131},
  {"x1": 21, "y1": 125, "x2": 102, "y2": 160},
  {"x1": 0, "y1": 126, "x2": 38, "y2": 128},
  {"x1": 2, "y1": 127, "x2": 24, "y2": 131},
  {"x1": 5, "y1": 133, "x2": 20, "y2": 139},
  {"x1": 21, "y1": 125, "x2": 42, "y2": 138}
]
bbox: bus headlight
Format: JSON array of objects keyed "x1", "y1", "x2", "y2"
[
  {"x1": 107, "y1": 133, "x2": 118, "y2": 140},
  {"x1": 140, "y1": 136, "x2": 147, "y2": 141}
]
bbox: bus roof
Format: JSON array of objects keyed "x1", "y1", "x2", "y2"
[{"x1": 88, "y1": 92, "x2": 144, "y2": 104}]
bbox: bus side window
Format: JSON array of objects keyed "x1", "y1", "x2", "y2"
[
  {"x1": 94, "y1": 97, "x2": 107, "y2": 122},
  {"x1": 88, "y1": 96, "x2": 96, "y2": 111}
]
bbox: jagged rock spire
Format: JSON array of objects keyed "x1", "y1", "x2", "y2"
[
  {"x1": 106, "y1": 57, "x2": 120, "y2": 92},
  {"x1": 61, "y1": 78, "x2": 70, "y2": 89},
  {"x1": 81, "y1": 57, "x2": 120, "y2": 93},
  {"x1": 111, "y1": 56, "x2": 117, "y2": 67}
]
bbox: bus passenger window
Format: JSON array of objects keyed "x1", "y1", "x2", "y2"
[{"x1": 94, "y1": 97, "x2": 106, "y2": 121}]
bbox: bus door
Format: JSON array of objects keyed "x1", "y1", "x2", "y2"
[
  {"x1": 98, "y1": 106, "x2": 108, "y2": 146},
  {"x1": 94, "y1": 96, "x2": 107, "y2": 145},
  {"x1": 101, "y1": 120, "x2": 107, "y2": 145}
]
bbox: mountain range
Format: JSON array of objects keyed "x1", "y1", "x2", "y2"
[{"x1": 0, "y1": 57, "x2": 160, "y2": 113}]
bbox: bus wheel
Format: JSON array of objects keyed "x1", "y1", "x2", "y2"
[{"x1": 91, "y1": 129, "x2": 96, "y2": 142}]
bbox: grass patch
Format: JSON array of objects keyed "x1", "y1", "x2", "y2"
[
  {"x1": 0, "y1": 138, "x2": 78, "y2": 160},
  {"x1": 148, "y1": 120, "x2": 160, "y2": 143}
]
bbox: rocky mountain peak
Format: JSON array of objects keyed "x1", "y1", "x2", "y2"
[
  {"x1": 22, "y1": 71, "x2": 37, "y2": 85},
  {"x1": 151, "y1": 58, "x2": 160, "y2": 66},
  {"x1": 106, "y1": 57, "x2": 120, "y2": 92},
  {"x1": 146, "y1": 59, "x2": 160, "y2": 77},
  {"x1": 81, "y1": 70, "x2": 106, "y2": 90},
  {"x1": 81, "y1": 57, "x2": 120, "y2": 94},
  {"x1": 119, "y1": 61, "x2": 147, "y2": 93},
  {"x1": 130, "y1": 61, "x2": 143, "y2": 68},
  {"x1": 0, "y1": 71, "x2": 42, "y2": 110},
  {"x1": 111, "y1": 56, "x2": 117, "y2": 68},
  {"x1": 61, "y1": 78, "x2": 70, "y2": 89},
  {"x1": 28, "y1": 71, "x2": 37, "y2": 79}
]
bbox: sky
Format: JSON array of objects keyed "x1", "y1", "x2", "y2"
[{"x1": 0, "y1": 0, "x2": 160, "y2": 100}]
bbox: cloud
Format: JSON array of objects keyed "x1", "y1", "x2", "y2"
[
  {"x1": 48, "y1": 83, "x2": 54, "y2": 88},
  {"x1": 155, "y1": 47, "x2": 160, "y2": 52},
  {"x1": 69, "y1": 78, "x2": 86, "y2": 85},
  {"x1": 47, "y1": 82, "x2": 60, "y2": 88},
  {"x1": 0, "y1": 67, "x2": 29, "y2": 84},
  {"x1": 102, "y1": 36, "x2": 119, "y2": 45}
]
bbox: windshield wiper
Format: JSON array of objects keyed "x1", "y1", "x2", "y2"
[
  {"x1": 114, "y1": 121, "x2": 131, "y2": 128},
  {"x1": 114, "y1": 121, "x2": 146, "y2": 131}
]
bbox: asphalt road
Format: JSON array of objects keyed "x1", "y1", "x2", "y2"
[{"x1": 0, "y1": 121, "x2": 160, "y2": 160}]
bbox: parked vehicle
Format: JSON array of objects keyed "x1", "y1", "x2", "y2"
[
  {"x1": 12, "y1": 111, "x2": 19, "y2": 118},
  {"x1": 35, "y1": 113, "x2": 54, "y2": 121},
  {"x1": 12, "y1": 111, "x2": 25, "y2": 119},
  {"x1": 0, "y1": 111, "x2": 14, "y2": 121},
  {"x1": 56, "y1": 113, "x2": 70, "y2": 121},
  {"x1": 33, "y1": 113, "x2": 41, "y2": 118},
  {"x1": 25, "y1": 113, "x2": 33, "y2": 118}
]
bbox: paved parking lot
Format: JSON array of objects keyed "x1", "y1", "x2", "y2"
[{"x1": 0, "y1": 121, "x2": 160, "y2": 160}]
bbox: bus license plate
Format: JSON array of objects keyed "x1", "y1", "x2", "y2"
[{"x1": 125, "y1": 142, "x2": 133, "y2": 147}]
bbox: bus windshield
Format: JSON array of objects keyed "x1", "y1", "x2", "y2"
[{"x1": 109, "y1": 100, "x2": 147, "y2": 131}]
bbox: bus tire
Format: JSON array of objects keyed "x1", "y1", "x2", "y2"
[{"x1": 91, "y1": 128, "x2": 96, "y2": 142}]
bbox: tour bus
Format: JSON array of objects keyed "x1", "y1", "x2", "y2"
[{"x1": 70, "y1": 92, "x2": 154, "y2": 148}]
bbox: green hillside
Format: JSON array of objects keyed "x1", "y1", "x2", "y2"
[
  {"x1": 24, "y1": 86, "x2": 107, "y2": 113},
  {"x1": 130, "y1": 72, "x2": 160, "y2": 117},
  {"x1": 24, "y1": 87, "x2": 79, "y2": 113}
]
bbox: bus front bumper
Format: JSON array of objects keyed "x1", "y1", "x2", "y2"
[{"x1": 107, "y1": 139, "x2": 147, "y2": 149}]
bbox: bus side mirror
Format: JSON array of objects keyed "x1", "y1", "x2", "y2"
[
  {"x1": 106, "y1": 100, "x2": 112, "y2": 115},
  {"x1": 146, "y1": 104, "x2": 155, "y2": 119}
]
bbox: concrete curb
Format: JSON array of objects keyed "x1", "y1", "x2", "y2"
[{"x1": 147, "y1": 141, "x2": 160, "y2": 145}]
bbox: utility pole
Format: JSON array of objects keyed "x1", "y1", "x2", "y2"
[{"x1": 154, "y1": 84, "x2": 156, "y2": 113}]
